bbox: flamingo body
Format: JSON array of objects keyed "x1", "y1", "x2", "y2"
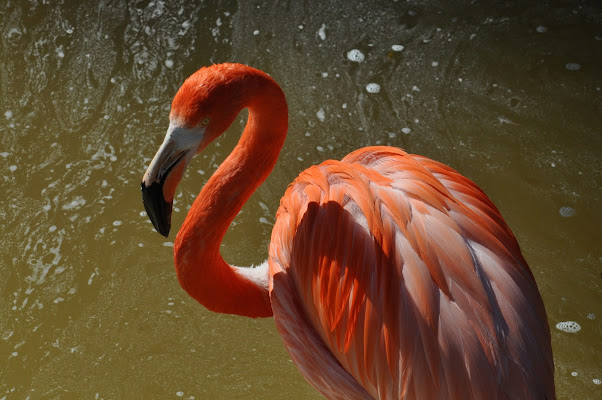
[
  {"x1": 141, "y1": 63, "x2": 555, "y2": 399},
  {"x1": 269, "y1": 147, "x2": 554, "y2": 399}
]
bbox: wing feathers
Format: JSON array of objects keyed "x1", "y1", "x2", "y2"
[{"x1": 269, "y1": 147, "x2": 554, "y2": 400}]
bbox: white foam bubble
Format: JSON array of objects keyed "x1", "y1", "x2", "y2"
[
  {"x1": 432, "y1": 61, "x2": 439, "y2": 67},
  {"x1": 4, "y1": 110, "x2": 12, "y2": 119},
  {"x1": 165, "y1": 59, "x2": 174, "y2": 68},
  {"x1": 318, "y1": 24, "x2": 326, "y2": 40},
  {"x1": 366, "y1": 83, "x2": 380, "y2": 93},
  {"x1": 88, "y1": 269, "x2": 98, "y2": 285},
  {"x1": 559, "y1": 206, "x2": 575, "y2": 218},
  {"x1": 253, "y1": 30, "x2": 259, "y2": 36},
  {"x1": 7, "y1": 27, "x2": 21, "y2": 38},
  {"x1": 565, "y1": 63, "x2": 581, "y2": 71},
  {"x1": 402, "y1": 127, "x2": 411, "y2": 134},
  {"x1": 92, "y1": 141, "x2": 117, "y2": 161},
  {"x1": 571, "y1": 371, "x2": 578, "y2": 376},
  {"x1": 9, "y1": 165, "x2": 17, "y2": 172},
  {"x1": 391, "y1": 45, "x2": 404, "y2": 52},
  {"x1": 594, "y1": 378, "x2": 601, "y2": 385},
  {"x1": 62, "y1": 197, "x2": 86, "y2": 210},
  {"x1": 536, "y1": 25, "x2": 548, "y2": 33},
  {"x1": 587, "y1": 313, "x2": 596, "y2": 320},
  {"x1": 347, "y1": 49, "x2": 365, "y2": 63},
  {"x1": 316, "y1": 107, "x2": 325, "y2": 122},
  {"x1": 555, "y1": 321, "x2": 581, "y2": 333},
  {"x1": 0, "y1": 152, "x2": 8, "y2": 158}
]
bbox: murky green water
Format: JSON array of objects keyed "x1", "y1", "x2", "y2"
[{"x1": 1, "y1": 1, "x2": 600, "y2": 399}]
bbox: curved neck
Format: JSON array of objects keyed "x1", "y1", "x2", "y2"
[{"x1": 174, "y1": 75, "x2": 287, "y2": 318}]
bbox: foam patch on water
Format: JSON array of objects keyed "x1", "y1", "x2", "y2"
[
  {"x1": 316, "y1": 107, "x2": 325, "y2": 122},
  {"x1": 555, "y1": 321, "x2": 581, "y2": 333},
  {"x1": 565, "y1": 63, "x2": 581, "y2": 71},
  {"x1": 347, "y1": 49, "x2": 365, "y2": 63},
  {"x1": 366, "y1": 83, "x2": 380, "y2": 93},
  {"x1": 318, "y1": 24, "x2": 326, "y2": 40},
  {"x1": 391, "y1": 45, "x2": 404, "y2": 51},
  {"x1": 91, "y1": 141, "x2": 117, "y2": 162},
  {"x1": 559, "y1": 206, "x2": 575, "y2": 218},
  {"x1": 62, "y1": 197, "x2": 86, "y2": 210},
  {"x1": 26, "y1": 228, "x2": 65, "y2": 285}
]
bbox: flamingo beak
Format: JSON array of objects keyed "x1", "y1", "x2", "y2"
[
  {"x1": 141, "y1": 154, "x2": 184, "y2": 237},
  {"x1": 141, "y1": 123, "x2": 202, "y2": 237},
  {"x1": 141, "y1": 180, "x2": 172, "y2": 237},
  {"x1": 141, "y1": 149, "x2": 188, "y2": 237}
]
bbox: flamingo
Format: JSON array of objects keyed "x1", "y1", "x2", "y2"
[{"x1": 141, "y1": 63, "x2": 555, "y2": 399}]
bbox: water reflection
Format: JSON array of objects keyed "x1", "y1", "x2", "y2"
[{"x1": 1, "y1": 1, "x2": 600, "y2": 399}]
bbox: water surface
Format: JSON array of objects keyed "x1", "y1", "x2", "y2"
[{"x1": 1, "y1": 1, "x2": 601, "y2": 399}]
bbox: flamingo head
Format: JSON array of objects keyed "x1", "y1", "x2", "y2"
[{"x1": 141, "y1": 64, "x2": 246, "y2": 237}]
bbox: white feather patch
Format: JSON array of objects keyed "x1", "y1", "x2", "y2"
[{"x1": 232, "y1": 260, "x2": 269, "y2": 291}]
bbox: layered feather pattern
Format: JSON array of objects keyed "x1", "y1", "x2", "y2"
[{"x1": 269, "y1": 147, "x2": 554, "y2": 400}]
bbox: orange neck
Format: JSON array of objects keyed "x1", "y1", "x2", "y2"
[{"x1": 173, "y1": 71, "x2": 287, "y2": 318}]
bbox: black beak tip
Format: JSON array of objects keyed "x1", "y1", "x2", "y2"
[{"x1": 141, "y1": 181, "x2": 172, "y2": 237}]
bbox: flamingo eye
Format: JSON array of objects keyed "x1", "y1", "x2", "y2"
[{"x1": 200, "y1": 117, "x2": 210, "y2": 127}]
